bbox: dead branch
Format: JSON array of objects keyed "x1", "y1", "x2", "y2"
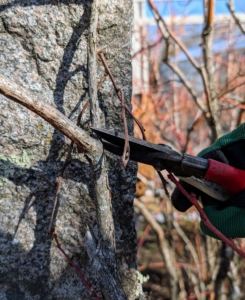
[{"x1": 0, "y1": 74, "x2": 99, "y2": 156}]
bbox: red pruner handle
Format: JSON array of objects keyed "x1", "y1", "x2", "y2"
[{"x1": 204, "y1": 159, "x2": 245, "y2": 194}]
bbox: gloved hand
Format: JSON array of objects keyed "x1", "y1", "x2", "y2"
[{"x1": 171, "y1": 123, "x2": 245, "y2": 239}]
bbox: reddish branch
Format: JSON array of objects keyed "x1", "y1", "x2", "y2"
[
  {"x1": 217, "y1": 81, "x2": 245, "y2": 99},
  {"x1": 97, "y1": 50, "x2": 147, "y2": 163},
  {"x1": 220, "y1": 97, "x2": 245, "y2": 110},
  {"x1": 168, "y1": 172, "x2": 245, "y2": 259},
  {"x1": 50, "y1": 229, "x2": 101, "y2": 300},
  {"x1": 206, "y1": 0, "x2": 215, "y2": 28}
]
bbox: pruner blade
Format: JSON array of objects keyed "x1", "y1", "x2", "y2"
[
  {"x1": 91, "y1": 127, "x2": 233, "y2": 202},
  {"x1": 91, "y1": 127, "x2": 183, "y2": 173}
]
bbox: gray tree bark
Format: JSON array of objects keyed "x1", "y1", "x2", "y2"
[{"x1": 0, "y1": 1, "x2": 140, "y2": 299}]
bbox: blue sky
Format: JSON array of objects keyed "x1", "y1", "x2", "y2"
[{"x1": 146, "y1": 0, "x2": 245, "y2": 18}]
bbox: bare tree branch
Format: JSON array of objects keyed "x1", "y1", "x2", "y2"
[
  {"x1": 166, "y1": 59, "x2": 205, "y2": 112},
  {"x1": 147, "y1": 0, "x2": 200, "y2": 70},
  {"x1": 227, "y1": 0, "x2": 245, "y2": 35}
]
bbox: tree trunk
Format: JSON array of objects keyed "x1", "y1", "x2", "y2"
[{"x1": 0, "y1": 1, "x2": 140, "y2": 299}]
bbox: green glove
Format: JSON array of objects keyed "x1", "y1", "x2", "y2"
[{"x1": 171, "y1": 123, "x2": 245, "y2": 239}]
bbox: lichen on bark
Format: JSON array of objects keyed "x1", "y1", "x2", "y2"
[{"x1": 0, "y1": 1, "x2": 139, "y2": 299}]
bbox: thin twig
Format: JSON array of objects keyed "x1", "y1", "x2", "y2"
[
  {"x1": 97, "y1": 73, "x2": 108, "y2": 90},
  {"x1": 173, "y1": 220, "x2": 206, "y2": 297},
  {"x1": 138, "y1": 261, "x2": 198, "y2": 272},
  {"x1": 165, "y1": 59, "x2": 205, "y2": 112},
  {"x1": 217, "y1": 81, "x2": 245, "y2": 99},
  {"x1": 124, "y1": 104, "x2": 146, "y2": 140},
  {"x1": 50, "y1": 229, "x2": 101, "y2": 300},
  {"x1": 183, "y1": 114, "x2": 204, "y2": 154},
  {"x1": 48, "y1": 146, "x2": 73, "y2": 233},
  {"x1": 219, "y1": 97, "x2": 245, "y2": 110},
  {"x1": 216, "y1": 71, "x2": 243, "y2": 98},
  {"x1": 132, "y1": 36, "x2": 165, "y2": 59},
  {"x1": 98, "y1": 51, "x2": 146, "y2": 140},
  {"x1": 48, "y1": 101, "x2": 90, "y2": 232}
]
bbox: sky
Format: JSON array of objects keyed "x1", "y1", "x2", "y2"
[{"x1": 145, "y1": 0, "x2": 245, "y2": 18}]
